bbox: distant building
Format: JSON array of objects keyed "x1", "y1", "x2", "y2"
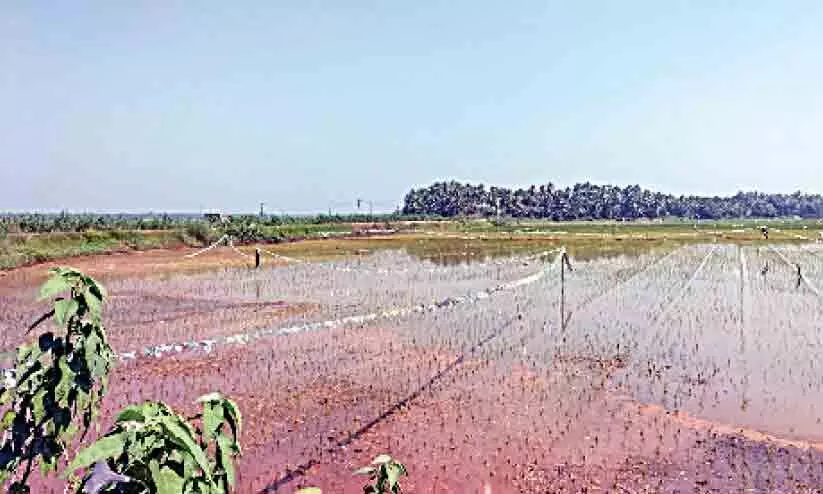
[{"x1": 203, "y1": 211, "x2": 231, "y2": 225}]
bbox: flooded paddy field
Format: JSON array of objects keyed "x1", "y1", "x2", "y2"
[{"x1": 2, "y1": 242, "x2": 823, "y2": 492}]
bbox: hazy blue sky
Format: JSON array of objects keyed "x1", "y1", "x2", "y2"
[{"x1": 2, "y1": 1, "x2": 823, "y2": 213}]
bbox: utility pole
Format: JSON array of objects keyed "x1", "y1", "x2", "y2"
[
  {"x1": 356, "y1": 198, "x2": 373, "y2": 218},
  {"x1": 560, "y1": 249, "x2": 566, "y2": 329}
]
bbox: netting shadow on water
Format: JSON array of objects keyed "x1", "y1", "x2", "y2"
[{"x1": 4, "y1": 246, "x2": 823, "y2": 493}]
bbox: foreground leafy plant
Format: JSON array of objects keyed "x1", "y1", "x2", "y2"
[
  {"x1": 0, "y1": 267, "x2": 115, "y2": 492},
  {"x1": 294, "y1": 455, "x2": 408, "y2": 494},
  {"x1": 65, "y1": 393, "x2": 242, "y2": 494},
  {"x1": 354, "y1": 455, "x2": 407, "y2": 494}
]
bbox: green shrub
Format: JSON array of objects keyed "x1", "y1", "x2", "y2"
[
  {"x1": 0, "y1": 268, "x2": 115, "y2": 492},
  {"x1": 0, "y1": 268, "x2": 244, "y2": 494},
  {"x1": 66, "y1": 394, "x2": 242, "y2": 493},
  {"x1": 184, "y1": 222, "x2": 214, "y2": 245},
  {"x1": 355, "y1": 455, "x2": 407, "y2": 494}
]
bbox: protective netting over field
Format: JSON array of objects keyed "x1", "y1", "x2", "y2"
[
  {"x1": 4, "y1": 244, "x2": 823, "y2": 493},
  {"x1": 0, "y1": 251, "x2": 548, "y2": 353}
]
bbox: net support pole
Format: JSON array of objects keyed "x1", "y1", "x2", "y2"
[{"x1": 560, "y1": 252, "x2": 565, "y2": 329}]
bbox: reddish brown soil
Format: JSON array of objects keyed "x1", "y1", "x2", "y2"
[
  {"x1": 6, "y1": 249, "x2": 823, "y2": 492},
  {"x1": 100, "y1": 325, "x2": 459, "y2": 493},
  {"x1": 24, "y1": 326, "x2": 821, "y2": 493},
  {"x1": 0, "y1": 291, "x2": 314, "y2": 356},
  {"x1": 22, "y1": 324, "x2": 823, "y2": 493},
  {"x1": 108, "y1": 299, "x2": 315, "y2": 353},
  {"x1": 0, "y1": 247, "x2": 283, "y2": 294},
  {"x1": 0, "y1": 246, "x2": 306, "y2": 352},
  {"x1": 293, "y1": 352, "x2": 823, "y2": 493}
]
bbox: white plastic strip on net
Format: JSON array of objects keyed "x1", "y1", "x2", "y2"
[
  {"x1": 184, "y1": 234, "x2": 229, "y2": 258},
  {"x1": 126, "y1": 254, "x2": 563, "y2": 361},
  {"x1": 769, "y1": 245, "x2": 822, "y2": 298},
  {"x1": 257, "y1": 246, "x2": 305, "y2": 264},
  {"x1": 227, "y1": 237, "x2": 252, "y2": 259}
]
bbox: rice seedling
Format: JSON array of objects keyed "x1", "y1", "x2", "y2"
[{"x1": 2, "y1": 242, "x2": 823, "y2": 492}]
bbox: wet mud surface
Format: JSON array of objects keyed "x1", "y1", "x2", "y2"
[{"x1": 8, "y1": 244, "x2": 823, "y2": 492}]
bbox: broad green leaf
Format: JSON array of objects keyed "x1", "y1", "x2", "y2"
[
  {"x1": 371, "y1": 454, "x2": 392, "y2": 465},
  {"x1": 51, "y1": 266, "x2": 80, "y2": 277},
  {"x1": 55, "y1": 358, "x2": 75, "y2": 403},
  {"x1": 118, "y1": 401, "x2": 169, "y2": 423},
  {"x1": 125, "y1": 434, "x2": 148, "y2": 466},
  {"x1": 216, "y1": 433, "x2": 236, "y2": 486},
  {"x1": 386, "y1": 463, "x2": 405, "y2": 487},
  {"x1": 74, "y1": 388, "x2": 91, "y2": 417},
  {"x1": 32, "y1": 389, "x2": 46, "y2": 422},
  {"x1": 197, "y1": 393, "x2": 241, "y2": 440},
  {"x1": 221, "y1": 397, "x2": 242, "y2": 441},
  {"x1": 65, "y1": 423, "x2": 79, "y2": 441},
  {"x1": 180, "y1": 449, "x2": 197, "y2": 479},
  {"x1": 40, "y1": 454, "x2": 56, "y2": 476},
  {"x1": 375, "y1": 475, "x2": 387, "y2": 493},
  {"x1": 216, "y1": 475, "x2": 228, "y2": 494},
  {"x1": 0, "y1": 388, "x2": 12, "y2": 406},
  {"x1": 159, "y1": 417, "x2": 211, "y2": 478},
  {"x1": 16, "y1": 362, "x2": 45, "y2": 392},
  {"x1": 82, "y1": 274, "x2": 107, "y2": 300},
  {"x1": 183, "y1": 477, "x2": 214, "y2": 494},
  {"x1": 54, "y1": 298, "x2": 79, "y2": 326},
  {"x1": 52, "y1": 267, "x2": 84, "y2": 284},
  {"x1": 195, "y1": 392, "x2": 223, "y2": 404},
  {"x1": 65, "y1": 434, "x2": 125, "y2": 474},
  {"x1": 201, "y1": 402, "x2": 223, "y2": 441},
  {"x1": 0, "y1": 411, "x2": 16, "y2": 430},
  {"x1": 116, "y1": 404, "x2": 151, "y2": 424},
  {"x1": 150, "y1": 459, "x2": 185, "y2": 494},
  {"x1": 353, "y1": 466, "x2": 376, "y2": 476},
  {"x1": 17, "y1": 343, "x2": 40, "y2": 362},
  {"x1": 38, "y1": 275, "x2": 71, "y2": 301},
  {"x1": 84, "y1": 290, "x2": 103, "y2": 321}
]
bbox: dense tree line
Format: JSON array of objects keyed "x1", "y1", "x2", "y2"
[{"x1": 402, "y1": 181, "x2": 823, "y2": 220}]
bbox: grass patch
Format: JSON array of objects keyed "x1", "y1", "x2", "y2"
[
  {"x1": 2, "y1": 220, "x2": 816, "y2": 270},
  {"x1": 0, "y1": 230, "x2": 194, "y2": 270}
]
